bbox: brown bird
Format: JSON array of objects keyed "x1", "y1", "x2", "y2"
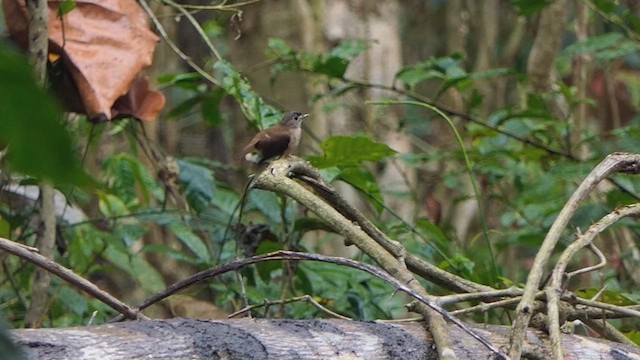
[{"x1": 243, "y1": 112, "x2": 309, "y2": 165}]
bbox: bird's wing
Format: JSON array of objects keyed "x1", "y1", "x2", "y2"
[{"x1": 254, "y1": 129, "x2": 291, "y2": 160}]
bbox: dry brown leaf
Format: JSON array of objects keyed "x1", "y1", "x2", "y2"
[
  {"x1": 112, "y1": 76, "x2": 166, "y2": 122},
  {"x1": 3, "y1": 0, "x2": 165, "y2": 121}
]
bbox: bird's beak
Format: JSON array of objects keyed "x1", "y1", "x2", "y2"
[{"x1": 301, "y1": 113, "x2": 310, "y2": 119}]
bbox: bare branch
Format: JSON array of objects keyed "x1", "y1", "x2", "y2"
[
  {"x1": 510, "y1": 153, "x2": 640, "y2": 359},
  {"x1": 0, "y1": 237, "x2": 139, "y2": 320},
  {"x1": 228, "y1": 295, "x2": 353, "y2": 321},
  {"x1": 547, "y1": 204, "x2": 640, "y2": 357},
  {"x1": 114, "y1": 249, "x2": 506, "y2": 358}
]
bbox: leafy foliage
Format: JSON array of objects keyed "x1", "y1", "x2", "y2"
[
  {"x1": 0, "y1": 43, "x2": 87, "y2": 185},
  {"x1": 267, "y1": 37, "x2": 370, "y2": 78},
  {"x1": 307, "y1": 135, "x2": 397, "y2": 168},
  {"x1": 2, "y1": 2, "x2": 640, "y2": 346},
  {"x1": 214, "y1": 60, "x2": 282, "y2": 129}
]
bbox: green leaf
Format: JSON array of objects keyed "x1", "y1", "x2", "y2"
[
  {"x1": 0, "y1": 44, "x2": 88, "y2": 185},
  {"x1": 558, "y1": 32, "x2": 640, "y2": 65},
  {"x1": 591, "y1": 0, "x2": 617, "y2": 13},
  {"x1": 511, "y1": 0, "x2": 553, "y2": 15},
  {"x1": 307, "y1": 135, "x2": 397, "y2": 168},
  {"x1": 395, "y1": 55, "x2": 465, "y2": 89},
  {"x1": 267, "y1": 38, "x2": 295, "y2": 57},
  {"x1": 318, "y1": 166, "x2": 342, "y2": 182},
  {"x1": 57, "y1": 286, "x2": 88, "y2": 316},
  {"x1": 294, "y1": 217, "x2": 335, "y2": 233},
  {"x1": 248, "y1": 190, "x2": 283, "y2": 225},
  {"x1": 267, "y1": 38, "x2": 368, "y2": 79},
  {"x1": 338, "y1": 167, "x2": 384, "y2": 213},
  {"x1": 103, "y1": 154, "x2": 163, "y2": 205},
  {"x1": 625, "y1": 331, "x2": 640, "y2": 346},
  {"x1": 255, "y1": 241, "x2": 283, "y2": 281},
  {"x1": 395, "y1": 67, "x2": 442, "y2": 88},
  {"x1": 202, "y1": 87, "x2": 225, "y2": 126},
  {"x1": 313, "y1": 39, "x2": 369, "y2": 78},
  {"x1": 213, "y1": 60, "x2": 282, "y2": 129},
  {"x1": 415, "y1": 219, "x2": 450, "y2": 249},
  {"x1": 129, "y1": 255, "x2": 166, "y2": 293},
  {"x1": 0, "y1": 218, "x2": 9, "y2": 238},
  {"x1": 329, "y1": 39, "x2": 370, "y2": 60},
  {"x1": 167, "y1": 96, "x2": 202, "y2": 119},
  {"x1": 177, "y1": 158, "x2": 216, "y2": 213},
  {"x1": 103, "y1": 242, "x2": 165, "y2": 293},
  {"x1": 58, "y1": 0, "x2": 77, "y2": 16},
  {"x1": 169, "y1": 222, "x2": 211, "y2": 264},
  {"x1": 97, "y1": 192, "x2": 129, "y2": 217},
  {"x1": 312, "y1": 56, "x2": 349, "y2": 78},
  {"x1": 575, "y1": 289, "x2": 637, "y2": 306},
  {"x1": 562, "y1": 32, "x2": 624, "y2": 56},
  {"x1": 141, "y1": 244, "x2": 198, "y2": 265},
  {"x1": 157, "y1": 72, "x2": 203, "y2": 90}
]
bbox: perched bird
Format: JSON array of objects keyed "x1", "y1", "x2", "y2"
[{"x1": 243, "y1": 112, "x2": 309, "y2": 165}]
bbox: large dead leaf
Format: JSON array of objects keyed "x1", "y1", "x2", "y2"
[{"x1": 3, "y1": 0, "x2": 165, "y2": 121}]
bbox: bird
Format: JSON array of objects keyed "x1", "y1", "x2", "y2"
[{"x1": 242, "y1": 112, "x2": 309, "y2": 165}]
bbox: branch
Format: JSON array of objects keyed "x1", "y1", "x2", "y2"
[
  {"x1": 0, "y1": 237, "x2": 139, "y2": 320},
  {"x1": 292, "y1": 163, "x2": 492, "y2": 293},
  {"x1": 251, "y1": 161, "x2": 461, "y2": 359},
  {"x1": 547, "y1": 204, "x2": 640, "y2": 357},
  {"x1": 510, "y1": 153, "x2": 640, "y2": 359},
  {"x1": 139, "y1": 0, "x2": 223, "y2": 87},
  {"x1": 14, "y1": 318, "x2": 638, "y2": 359},
  {"x1": 113, "y1": 249, "x2": 506, "y2": 358},
  {"x1": 24, "y1": 0, "x2": 55, "y2": 328},
  {"x1": 227, "y1": 295, "x2": 353, "y2": 320}
]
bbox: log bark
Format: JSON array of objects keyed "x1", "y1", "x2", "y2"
[{"x1": 11, "y1": 318, "x2": 640, "y2": 360}]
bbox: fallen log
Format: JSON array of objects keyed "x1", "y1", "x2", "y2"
[{"x1": 11, "y1": 318, "x2": 640, "y2": 359}]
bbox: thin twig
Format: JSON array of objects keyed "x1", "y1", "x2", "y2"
[
  {"x1": 564, "y1": 293, "x2": 640, "y2": 318},
  {"x1": 161, "y1": 0, "x2": 222, "y2": 60},
  {"x1": 227, "y1": 295, "x2": 353, "y2": 320},
  {"x1": 253, "y1": 160, "x2": 464, "y2": 359},
  {"x1": 179, "y1": 0, "x2": 261, "y2": 10},
  {"x1": 437, "y1": 287, "x2": 523, "y2": 307},
  {"x1": 566, "y1": 243, "x2": 606, "y2": 279},
  {"x1": 111, "y1": 250, "x2": 506, "y2": 358},
  {"x1": 547, "y1": 203, "x2": 640, "y2": 358},
  {"x1": 294, "y1": 169, "x2": 492, "y2": 294},
  {"x1": 140, "y1": 0, "x2": 222, "y2": 87},
  {"x1": 510, "y1": 153, "x2": 640, "y2": 358},
  {"x1": 0, "y1": 237, "x2": 139, "y2": 320}
]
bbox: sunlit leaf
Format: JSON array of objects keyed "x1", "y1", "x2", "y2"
[
  {"x1": 329, "y1": 39, "x2": 370, "y2": 60},
  {"x1": 307, "y1": 135, "x2": 397, "y2": 168},
  {"x1": 267, "y1": 38, "x2": 368, "y2": 78},
  {"x1": 214, "y1": 60, "x2": 282, "y2": 129},
  {"x1": 58, "y1": 0, "x2": 77, "y2": 16}
]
